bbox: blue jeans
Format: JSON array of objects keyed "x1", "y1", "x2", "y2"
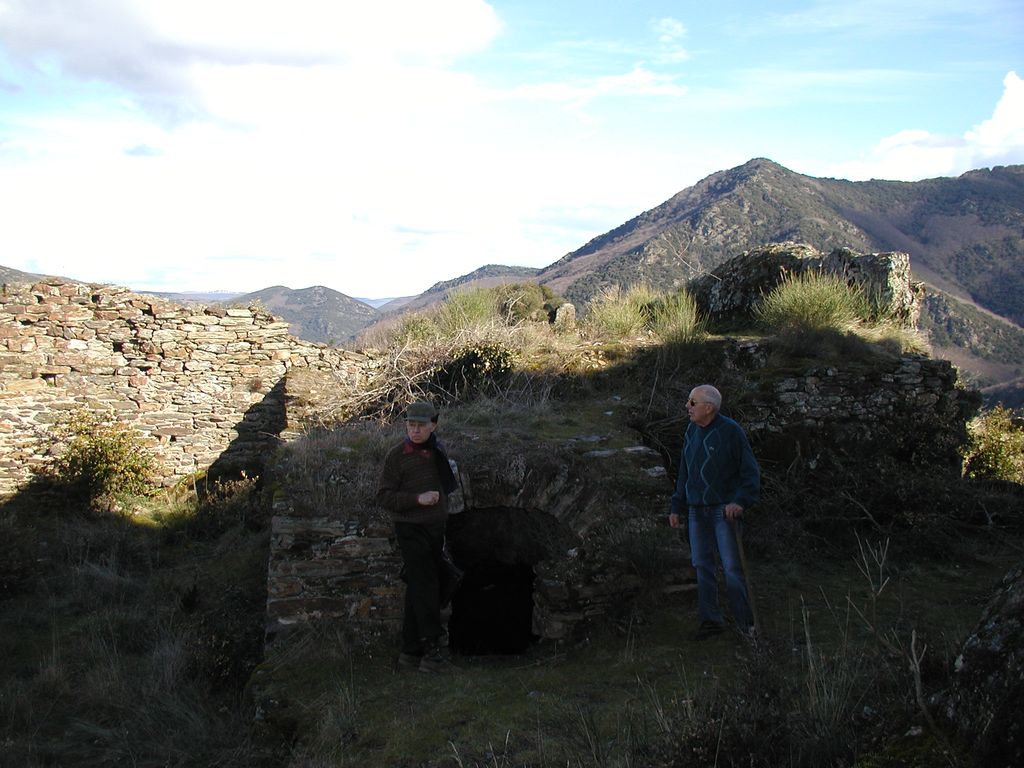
[{"x1": 688, "y1": 505, "x2": 753, "y2": 630}]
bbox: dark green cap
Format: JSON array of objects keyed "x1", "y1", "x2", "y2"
[{"x1": 405, "y1": 401, "x2": 437, "y2": 423}]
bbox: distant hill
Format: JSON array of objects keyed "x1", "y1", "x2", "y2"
[
  {"x1": 148, "y1": 290, "x2": 246, "y2": 304},
  {"x1": 224, "y1": 285, "x2": 380, "y2": 345},
  {"x1": 380, "y1": 264, "x2": 542, "y2": 314},
  {"x1": 1, "y1": 265, "x2": 46, "y2": 284},
  {"x1": 357, "y1": 297, "x2": 404, "y2": 309}
]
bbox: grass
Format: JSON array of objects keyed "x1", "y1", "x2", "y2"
[
  {"x1": 751, "y1": 270, "x2": 931, "y2": 359},
  {"x1": 582, "y1": 284, "x2": 706, "y2": 345},
  {"x1": 251, "y1": 527, "x2": 1021, "y2": 767},
  {"x1": 755, "y1": 271, "x2": 871, "y2": 334},
  {"x1": 0, "y1": 477, "x2": 278, "y2": 767},
  {"x1": 3, "y1": 407, "x2": 1020, "y2": 767}
]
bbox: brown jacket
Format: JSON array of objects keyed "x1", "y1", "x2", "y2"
[{"x1": 376, "y1": 440, "x2": 449, "y2": 525}]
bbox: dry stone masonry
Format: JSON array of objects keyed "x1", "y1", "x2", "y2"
[{"x1": 0, "y1": 279, "x2": 374, "y2": 494}]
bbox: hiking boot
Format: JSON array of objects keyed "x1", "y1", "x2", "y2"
[
  {"x1": 419, "y1": 643, "x2": 455, "y2": 674},
  {"x1": 694, "y1": 620, "x2": 725, "y2": 640},
  {"x1": 398, "y1": 652, "x2": 422, "y2": 670}
]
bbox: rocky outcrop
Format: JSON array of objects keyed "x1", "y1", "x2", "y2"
[
  {"x1": 942, "y1": 566, "x2": 1024, "y2": 766},
  {"x1": 687, "y1": 243, "x2": 924, "y2": 326}
]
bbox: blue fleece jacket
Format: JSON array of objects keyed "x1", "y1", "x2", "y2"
[{"x1": 669, "y1": 413, "x2": 760, "y2": 515}]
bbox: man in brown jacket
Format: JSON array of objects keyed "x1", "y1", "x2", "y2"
[{"x1": 376, "y1": 400, "x2": 458, "y2": 673}]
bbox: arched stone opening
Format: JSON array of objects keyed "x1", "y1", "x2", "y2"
[{"x1": 445, "y1": 506, "x2": 574, "y2": 656}]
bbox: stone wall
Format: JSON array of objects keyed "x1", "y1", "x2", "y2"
[
  {"x1": 739, "y1": 346, "x2": 973, "y2": 467},
  {"x1": 0, "y1": 279, "x2": 375, "y2": 494}
]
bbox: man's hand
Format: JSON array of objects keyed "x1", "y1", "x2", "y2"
[
  {"x1": 724, "y1": 503, "x2": 743, "y2": 520},
  {"x1": 668, "y1": 512, "x2": 681, "y2": 529},
  {"x1": 417, "y1": 490, "x2": 440, "y2": 506}
]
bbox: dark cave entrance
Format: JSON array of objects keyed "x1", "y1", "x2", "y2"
[
  {"x1": 445, "y1": 506, "x2": 572, "y2": 656},
  {"x1": 448, "y1": 559, "x2": 536, "y2": 655}
]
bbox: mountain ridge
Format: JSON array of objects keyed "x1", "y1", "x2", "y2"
[
  {"x1": 536, "y1": 160, "x2": 1024, "y2": 322},
  {"x1": 225, "y1": 284, "x2": 380, "y2": 345}
]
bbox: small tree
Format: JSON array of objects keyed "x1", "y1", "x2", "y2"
[
  {"x1": 44, "y1": 410, "x2": 157, "y2": 505},
  {"x1": 963, "y1": 405, "x2": 1024, "y2": 484}
]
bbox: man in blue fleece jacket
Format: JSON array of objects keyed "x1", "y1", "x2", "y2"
[{"x1": 668, "y1": 384, "x2": 760, "y2": 640}]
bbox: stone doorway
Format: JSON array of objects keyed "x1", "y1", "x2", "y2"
[{"x1": 444, "y1": 506, "x2": 573, "y2": 656}]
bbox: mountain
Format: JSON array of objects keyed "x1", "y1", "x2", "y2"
[
  {"x1": 507, "y1": 158, "x2": 1022, "y2": 395},
  {"x1": 225, "y1": 285, "x2": 380, "y2": 345},
  {"x1": 379, "y1": 264, "x2": 542, "y2": 314},
  {"x1": 537, "y1": 159, "x2": 1024, "y2": 321}
]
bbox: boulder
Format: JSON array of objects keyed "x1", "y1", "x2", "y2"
[{"x1": 941, "y1": 565, "x2": 1024, "y2": 766}]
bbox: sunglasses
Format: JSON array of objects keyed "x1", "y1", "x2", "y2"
[{"x1": 687, "y1": 399, "x2": 707, "y2": 407}]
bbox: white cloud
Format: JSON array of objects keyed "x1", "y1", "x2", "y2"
[
  {"x1": 654, "y1": 17, "x2": 686, "y2": 44},
  {"x1": 651, "y1": 17, "x2": 688, "y2": 63},
  {"x1": 965, "y1": 70, "x2": 1024, "y2": 163},
  {"x1": 822, "y1": 71, "x2": 1024, "y2": 180},
  {"x1": 0, "y1": 0, "x2": 502, "y2": 120},
  {"x1": 509, "y1": 64, "x2": 685, "y2": 107}
]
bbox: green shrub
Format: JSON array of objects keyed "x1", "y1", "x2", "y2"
[
  {"x1": 430, "y1": 341, "x2": 516, "y2": 400},
  {"x1": 389, "y1": 312, "x2": 440, "y2": 345},
  {"x1": 44, "y1": 410, "x2": 156, "y2": 504},
  {"x1": 755, "y1": 271, "x2": 870, "y2": 333},
  {"x1": 494, "y1": 282, "x2": 566, "y2": 324},
  {"x1": 964, "y1": 405, "x2": 1024, "y2": 484}
]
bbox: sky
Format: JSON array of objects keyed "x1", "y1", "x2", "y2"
[{"x1": 0, "y1": 1, "x2": 1022, "y2": 299}]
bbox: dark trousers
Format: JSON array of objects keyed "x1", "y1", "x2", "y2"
[{"x1": 394, "y1": 520, "x2": 446, "y2": 654}]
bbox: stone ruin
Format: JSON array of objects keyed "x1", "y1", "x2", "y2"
[
  {"x1": 0, "y1": 245, "x2": 994, "y2": 663},
  {"x1": 688, "y1": 242, "x2": 924, "y2": 326},
  {"x1": 266, "y1": 436, "x2": 691, "y2": 652},
  {"x1": 265, "y1": 244, "x2": 976, "y2": 651},
  {"x1": 0, "y1": 280, "x2": 372, "y2": 493}
]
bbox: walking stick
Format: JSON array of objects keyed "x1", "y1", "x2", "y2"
[{"x1": 732, "y1": 519, "x2": 762, "y2": 639}]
